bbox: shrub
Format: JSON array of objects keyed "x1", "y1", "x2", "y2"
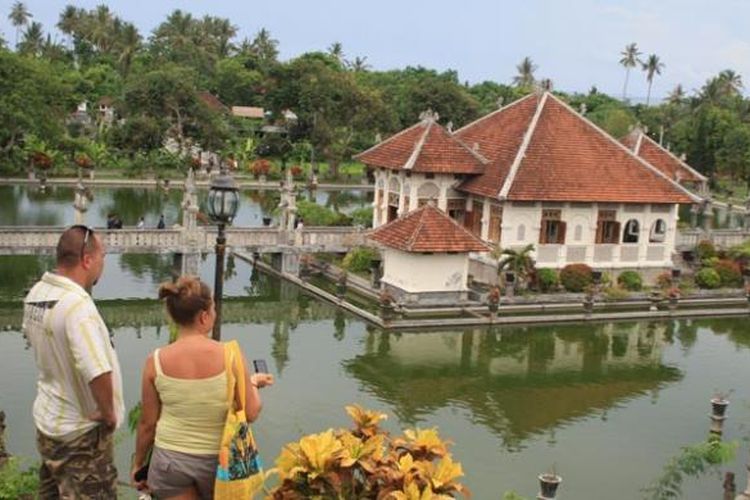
[
  {"x1": 656, "y1": 271, "x2": 673, "y2": 290},
  {"x1": 268, "y1": 405, "x2": 468, "y2": 499},
  {"x1": 536, "y1": 268, "x2": 558, "y2": 292},
  {"x1": 696, "y1": 240, "x2": 717, "y2": 261},
  {"x1": 617, "y1": 270, "x2": 643, "y2": 291},
  {"x1": 713, "y1": 259, "x2": 743, "y2": 287},
  {"x1": 250, "y1": 159, "x2": 272, "y2": 177},
  {"x1": 297, "y1": 200, "x2": 351, "y2": 226},
  {"x1": 695, "y1": 268, "x2": 721, "y2": 289},
  {"x1": 342, "y1": 247, "x2": 379, "y2": 273},
  {"x1": 559, "y1": 263, "x2": 593, "y2": 292},
  {"x1": 603, "y1": 285, "x2": 630, "y2": 301},
  {"x1": 0, "y1": 458, "x2": 39, "y2": 499},
  {"x1": 351, "y1": 207, "x2": 374, "y2": 228}
]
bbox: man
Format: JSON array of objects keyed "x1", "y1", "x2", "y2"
[
  {"x1": 22, "y1": 225, "x2": 124, "y2": 499},
  {"x1": 157, "y1": 214, "x2": 165, "y2": 229}
]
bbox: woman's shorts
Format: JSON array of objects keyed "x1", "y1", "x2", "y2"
[{"x1": 148, "y1": 446, "x2": 218, "y2": 499}]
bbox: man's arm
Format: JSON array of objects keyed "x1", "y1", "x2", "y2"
[{"x1": 89, "y1": 372, "x2": 116, "y2": 429}]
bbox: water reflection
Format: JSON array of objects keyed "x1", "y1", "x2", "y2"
[
  {"x1": 345, "y1": 322, "x2": 683, "y2": 450},
  {"x1": 0, "y1": 185, "x2": 372, "y2": 227}
]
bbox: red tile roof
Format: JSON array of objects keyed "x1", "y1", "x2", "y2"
[
  {"x1": 197, "y1": 91, "x2": 228, "y2": 113},
  {"x1": 368, "y1": 204, "x2": 491, "y2": 253},
  {"x1": 355, "y1": 116, "x2": 486, "y2": 174},
  {"x1": 455, "y1": 92, "x2": 698, "y2": 204},
  {"x1": 621, "y1": 129, "x2": 707, "y2": 184}
]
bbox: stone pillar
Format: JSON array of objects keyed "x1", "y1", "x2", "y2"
[
  {"x1": 72, "y1": 181, "x2": 89, "y2": 225},
  {"x1": 702, "y1": 200, "x2": 713, "y2": 232},
  {"x1": 690, "y1": 204, "x2": 699, "y2": 229}
]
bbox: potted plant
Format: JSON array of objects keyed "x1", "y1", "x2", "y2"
[
  {"x1": 711, "y1": 390, "x2": 733, "y2": 418},
  {"x1": 250, "y1": 159, "x2": 271, "y2": 181},
  {"x1": 336, "y1": 271, "x2": 348, "y2": 298},
  {"x1": 290, "y1": 164, "x2": 303, "y2": 179},
  {"x1": 582, "y1": 285, "x2": 595, "y2": 315},
  {"x1": 379, "y1": 289, "x2": 395, "y2": 321},
  {"x1": 488, "y1": 286, "x2": 500, "y2": 314},
  {"x1": 538, "y1": 467, "x2": 562, "y2": 499},
  {"x1": 649, "y1": 289, "x2": 663, "y2": 312}
]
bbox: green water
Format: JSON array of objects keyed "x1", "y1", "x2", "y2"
[
  {"x1": 1, "y1": 255, "x2": 749, "y2": 499},
  {"x1": 0, "y1": 184, "x2": 371, "y2": 228}
]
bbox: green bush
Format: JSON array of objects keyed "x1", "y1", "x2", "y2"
[
  {"x1": 617, "y1": 270, "x2": 643, "y2": 291},
  {"x1": 559, "y1": 263, "x2": 593, "y2": 292},
  {"x1": 0, "y1": 458, "x2": 39, "y2": 499},
  {"x1": 713, "y1": 259, "x2": 743, "y2": 287},
  {"x1": 342, "y1": 247, "x2": 378, "y2": 273},
  {"x1": 350, "y1": 207, "x2": 373, "y2": 228},
  {"x1": 536, "y1": 268, "x2": 558, "y2": 292},
  {"x1": 297, "y1": 200, "x2": 351, "y2": 226},
  {"x1": 696, "y1": 240, "x2": 717, "y2": 261},
  {"x1": 695, "y1": 268, "x2": 721, "y2": 289},
  {"x1": 603, "y1": 285, "x2": 630, "y2": 301}
]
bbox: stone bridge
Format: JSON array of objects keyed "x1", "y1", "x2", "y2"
[{"x1": 0, "y1": 226, "x2": 367, "y2": 256}]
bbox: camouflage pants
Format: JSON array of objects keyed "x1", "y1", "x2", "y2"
[{"x1": 36, "y1": 425, "x2": 118, "y2": 500}]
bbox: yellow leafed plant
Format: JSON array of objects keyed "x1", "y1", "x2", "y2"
[{"x1": 266, "y1": 406, "x2": 469, "y2": 499}]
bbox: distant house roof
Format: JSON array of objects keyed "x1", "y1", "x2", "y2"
[
  {"x1": 368, "y1": 204, "x2": 491, "y2": 253},
  {"x1": 232, "y1": 106, "x2": 265, "y2": 119},
  {"x1": 355, "y1": 111, "x2": 486, "y2": 174},
  {"x1": 197, "y1": 91, "x2": 228, "y2": 113},
  {"x1": 621, "y1": 129, "x2": 707, "y2": 184},
  {"x1": 98, "y1": 96, "x2": 114, "y2": 107},
  {"x1": 452, "y1": 92, "x2": 698, "y2": 204}
]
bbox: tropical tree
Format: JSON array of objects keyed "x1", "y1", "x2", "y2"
[
  {"x1": 249, "y1": 28, "x2": 278, "y2": 65},
  {"x1": 619, "y1": 43, "x2": 641, "y2": 101},
  {"x1": 513, "y1": 56, "x2": 537, "y2": 88},
  {"x1": 328, "y1": 41, "x2": 344, "y2": 65},
  {"x1": 116, "y1": 22, "x2": 140, "y2": 77},
  {"x1": 8, "y1": 1, "x2": 32, "y2": 48},
  {"x1": 668, "y1": 84, "x2": 686, "y2": 105},
  {"x1": 17, "y1": 21, "x2": 43, "y2": 57},
  {"x1": 347, "y1": 55, "x2": 370, "y2": 72},
  {"x1": 716, "y1": 69, "x2": 743, "y2": 97},
  {"x1": 642, "y1": 53, "x2": 665, "y2": 105},
  {"x1": 496, "y1": 244, "x2": 536, "y2": 287}
]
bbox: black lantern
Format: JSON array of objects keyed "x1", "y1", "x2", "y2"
[
  {"x1": 207, "y1": 173, "x2": 239, "y2": 224},
  {"x1": 207, "y1": 170, "x2": 239, "y2": 340},
  {"x1": 592, "y1": 270, "x2": 603, "y2": 285}
]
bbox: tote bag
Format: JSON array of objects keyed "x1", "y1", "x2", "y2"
[{"x1": 214, "y1": 340, "x2": 264, "y2": 499}]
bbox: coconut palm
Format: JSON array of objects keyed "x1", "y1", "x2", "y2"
[
  {"x1": 328, "y1": 41, "x2": 344, "y2": 64},
  {"x1": 513, "y1": 56, "x2": 537, "y2": 88},
  {"x1": 57, "y1": 5, "x2": 81, "y2": 46},
  {"x1": 642, "y1": 54, "x2": 665, "y2": 105},
  {"x1": 717, "y1": 69, "x2": 743, "y2": 97},
  {"x1": 496, "y1": 244, "x2": 536, "y2": 288},
  {"x1": 667, "y1": 84, "x2": 685, "y2": 105},
  {"x1": 116, "y1": 22, "x2": 141, "y2": 77},
  {"x1": 18, "y1": 21, "x2": 43, "y2": 56},
  {"x1": 250, "y1": 28, "x2": 278, "y2": 63},
  {"x1": 619, "y1": 43, "x2": 641, "y2": 101},
  {"x1": 8, "y1": 1, "x2": 32, "y2": 48},
  {"x1": 347, "y1": 56, "x2": 370, "y2": 72}
]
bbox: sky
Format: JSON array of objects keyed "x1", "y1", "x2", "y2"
[{"x1": 2, "y1": 0, "x2": 748, "y2": 101}]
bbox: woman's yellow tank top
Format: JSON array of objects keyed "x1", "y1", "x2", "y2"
[{"x1": 153, "y1": 347, "x2": 229, "y2": 455}]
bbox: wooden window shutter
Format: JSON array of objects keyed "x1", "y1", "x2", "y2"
[
  {"x1": 595, "y1": 221, "x2": 603, "y2": 244},
  {"x1": 557, "y1": 221, "x2": 567, "y2": 244},
  {"x1": 612, "y1": 222, "x2": 621, "y2": 244}
]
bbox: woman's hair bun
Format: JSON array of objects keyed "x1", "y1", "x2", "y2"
[{"x1": 158, "y1": 282, "x2": 180, "y2": 300}]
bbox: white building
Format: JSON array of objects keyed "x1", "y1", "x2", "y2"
[
  {"x1": 368, "y1": 204, "x2": 490, "y2": 304},
  {"x1": 356, "y1": 92, "x2": 702, "y2": 276}
]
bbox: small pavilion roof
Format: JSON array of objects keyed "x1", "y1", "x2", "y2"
[{"x1": 367, "y1": 204, "x2": 491, "y2": 253}]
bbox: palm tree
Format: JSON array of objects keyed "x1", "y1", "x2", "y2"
[
  {"x1": 619, "y1": 42, "x2": 641, "y2": 101},
  {"x1": 667, "y1": 84, "x2": 685, "y2": 105},
  {"x1": 513, "y1": 56, "x2": 537, "y2": 88},
  {"x1": 717, "y1": 69, "x2": 743, "y2": 97},
  {"x1": 496, "y1": 244, "x2": 536, "y2": 288},
  {"x1": 117, "y1": 22, "x2": 141, "y2": 77},
  {"x1": 8, "y1": 1, "x2": 32, "y2": 48},
  {"x1": 328, "y1": 41, "x2": 344, "y2": 64},
  {"x1": 250, "y1": 28, "x2": 278, "y2": 63},
  {"x1": 642, "y1": 54, "x2": 665, "y2": 105},
  {"x1": 347, "y1": 55, "x2": 370, "y2": 72},
  {"x1": 18, "y1": 21, "x2": 43, "y2": 56}
]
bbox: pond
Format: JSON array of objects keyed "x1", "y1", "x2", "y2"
[
  {"x1": 0, "y1": 184, "x2": 372, "y2": 228},
  {"x1": 1, "y1": 254, "x2": 749, "y2": 499}
]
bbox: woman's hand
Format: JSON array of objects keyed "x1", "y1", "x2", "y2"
[
  {"x1": 130, "y1": 463, "x2": 149, "y2": 492},
  {"x1": 250, "y1": 373, "x2": 274, "y2": 388}
]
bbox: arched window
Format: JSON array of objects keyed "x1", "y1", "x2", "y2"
[
  {"x1": 622, "y1": 219, "x2": 640, "y2": 243},
  {"x1": 417, "y1": 182, "x2": 440, "y2": 207},
  {"x1": 649, "y1": 219, "x2": 667, "y2": 243},
  {"x1": 517, "y1": 224, "x2": 526, "y2": 241},
  {"x1": 388, "y1": 177, "x2": 401, "y2": 194},
  {"x1": 574, "y1": 224, "x2": 583, "y2": 242}
]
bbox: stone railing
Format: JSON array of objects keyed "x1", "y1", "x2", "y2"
[
  {"x1": 0, "y1": 225, "x2": 366, "y2": 255},
  {"x1": 677, "y1": 229, "x2": 750, "y2": 250}
]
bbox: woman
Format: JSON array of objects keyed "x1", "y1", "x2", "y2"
[{"x1": 132, "y1": 276, "x2": 273, "y2": 499}]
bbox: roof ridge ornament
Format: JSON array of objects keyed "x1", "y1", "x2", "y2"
[
  {"x1": 419, "y1": 109, "x2": 439, "y2": 124},
  {"x1": 446, "y1": 121, "x2": 453, "y2": 133},
  {"x1": 496, "y1": 97, "x2": 505, "y2": 108}
]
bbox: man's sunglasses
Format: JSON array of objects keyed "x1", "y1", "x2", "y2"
[{"x1": 70, "y1": 224, "x2": 94, "y2": 260}]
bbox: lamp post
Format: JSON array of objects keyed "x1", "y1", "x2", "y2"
[{"x1": 207, "y1": 167, "x2": 239, "y2": 340}]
